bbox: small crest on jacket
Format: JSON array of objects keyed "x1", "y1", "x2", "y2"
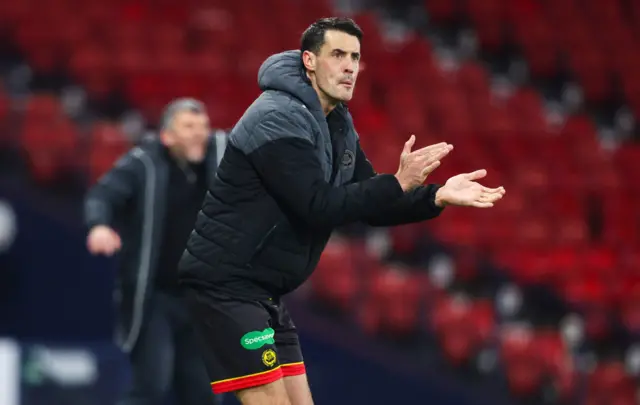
[{"x1": 342, "y1": 150, "x2": 355, "y2": 168}]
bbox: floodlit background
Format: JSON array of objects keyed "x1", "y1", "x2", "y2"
[{"x1": 0, "y1": 0, "x2": 639, "y2": 404}]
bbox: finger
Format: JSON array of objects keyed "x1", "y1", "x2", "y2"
[
  {"x1": 464, "y1": 169, "x2": 487, "y2": 181},
  {"x1": 403, "y1": 135, "x2": 416, "y2": 154},
  {"x1": 483, "y1": 192, "x2": 505, "y2": 202},
  {"x1": 471, "y1": 201, "x2": 494, "y2": 208},
  {"x1": 415, "y1": 145, "x2": 453, "y2": 162},
  {"x1": 432, "y1": 146, "x2": 453, "y2": 160},
  {"x1": 417, "y1": 146, "x2": 452, "y2": 165},
  {"x1": 411, "y1": 142, "x2": 449, "y2": 156},
  {"x1": 421, "y1": 160, "x2": 441, "y2": 176},
  {"x1": 481, "y1": 186, "x2": 504, "y2": 193},
  {"x1": 480, "y1": 194, "x2": 502, "y2": 203}
]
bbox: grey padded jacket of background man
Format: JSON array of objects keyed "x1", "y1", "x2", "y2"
[{"x1": 178, "y1": 50, "x2": 444, "y2": 299}]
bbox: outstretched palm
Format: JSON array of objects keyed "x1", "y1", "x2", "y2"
[{"x1": 438, "y1": 169, "x2": 505, "y2": 208}]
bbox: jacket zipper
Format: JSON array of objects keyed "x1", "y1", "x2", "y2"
[
  {"x1": 247, "y1": 224, "x2": 278, "y2": 265},
  {"x1": 329, "y1": 127, "x2": 345, "y2": 184}
]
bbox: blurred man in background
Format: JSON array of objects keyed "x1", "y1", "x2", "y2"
[
  {"x1": 84, "y1": 98, "x2": 223, "y2": 405},
  {"x1": 179, "y1": 17, "x2": 505, "y2": 405}
]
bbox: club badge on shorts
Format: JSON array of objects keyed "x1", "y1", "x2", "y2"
[{"x1": 262, "y1": 349, "x2": 277, "y2": 368}]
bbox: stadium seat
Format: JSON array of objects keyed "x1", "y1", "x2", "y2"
[
  {"x1": 430, "y1": 296, "x2": 495, "y2": 366},
  {"x1": 19, "y1": 95, "x2": 80, "y2": 183},
  {"x1": 362, "y1": 265, "x2": 428, "y2": 336},
  {"x1": 499, "y1": 326, "x2": 545, "y2": 397},
  {"x1": 88, "y1": 121, "x2": 132, "y2": 184},
  {"x1": 310, "y1": 239, "x2": 361, "y2": 313},
  {"x1": 586, "y1": 361, "x2": 637, "y2": 405}
]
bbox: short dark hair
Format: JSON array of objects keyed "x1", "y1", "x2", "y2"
[
  {"x1": 300, "y1": 17, "x2": 363, "y2": 54},
  {"x1": 160, "y1": 98, "x2": 205, "y2": 131}
]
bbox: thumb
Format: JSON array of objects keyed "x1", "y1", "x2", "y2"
[
  {"x1": 464, "y1": 169, "x2": 487, "y2": 181},
  {"x1": 402, "y1": 135, "x2": 416, "y2": 154}
]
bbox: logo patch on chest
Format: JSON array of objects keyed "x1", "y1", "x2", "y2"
[{"x1": 341, "y1": 150, "x2": 355, "y2": 168}]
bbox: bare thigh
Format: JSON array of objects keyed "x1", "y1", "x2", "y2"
[
  {"x1": 284, "y1": 374, "x2": 314, "y2": 405},
  {"x1": 236, "y1": 378, "x2": 291, "y2": 405}
]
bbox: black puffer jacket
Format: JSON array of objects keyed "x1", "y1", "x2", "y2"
[{"x1": 179, "y1": 50, "x2": 443, "y2": 299}]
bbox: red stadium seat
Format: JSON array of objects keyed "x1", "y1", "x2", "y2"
[
  {"x1": 586, "y1": 361, "x2": 637, "y2": 405},
  {"x1": 88, "y1": 121, "x2": 132, "y2": 184},
  {"x1": 429, "y1": 296, "x2": 495, "y2": 366},
  {"x1": 500, "y1": 326, "x2": 545, "y2": 397},
  {"x1": 19, "y1": 94, "x2": 80, "y2": 183},
  {"x1": 424, "y1": 0, "x2": 457, "y2": 23},
  {"x1": 534, "y1": 330, "x2": 576, "y2": 400},
  {"x1": 310, "y1": 239, "x2": 361, "y2": 313},
  {"x1": 364, "y1": 266, "x2": 428, "y2": 336}
]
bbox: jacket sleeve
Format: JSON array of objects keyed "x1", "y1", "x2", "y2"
[
  {"x1": 246, "y1": 111, "x2": 406, "y2": 229},
  {"x1": 352, "y1": 141, "x2": 444, "y2": 226},
  {"x1": 84, "y1": 150, "x2": 142, "y2": 229}
]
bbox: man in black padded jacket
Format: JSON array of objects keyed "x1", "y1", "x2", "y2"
[{"x1": 179, "y1": 18, "x2": 505, "y2": 405}]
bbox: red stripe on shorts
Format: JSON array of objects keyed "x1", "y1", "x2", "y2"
[
  {"x1": 281, "y1": 362, "x2": 306, "y2": 377},
  {"x1": 211, "y1": 367, "x2": 283, "y2": 394}
]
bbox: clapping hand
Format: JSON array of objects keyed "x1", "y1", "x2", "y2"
[
  {"x1": 435, "y1": 169, "x2": 505, "y2": 208},
  {"x1": 395, "y1": 135, "x2": 454, "y2": 192}
]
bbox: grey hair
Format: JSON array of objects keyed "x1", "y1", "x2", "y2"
[{"x1": 159, "y1": 98, "x2": 206, "y2": 131}]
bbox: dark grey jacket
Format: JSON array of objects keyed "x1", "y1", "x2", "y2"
[
  {"x1": 179, "y1": 50, "x2": 443, "y2": 299},
  {"x1": 83, "y1": 134, "x2": 226, "y2": 352}
]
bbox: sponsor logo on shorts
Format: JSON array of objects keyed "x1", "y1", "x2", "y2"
[
  {"x1": 240, "y1": 328, "x2": 275, "y2": 350},
  {"x1": 261, "y1": 349, "x2": 277, "y2": 367}
]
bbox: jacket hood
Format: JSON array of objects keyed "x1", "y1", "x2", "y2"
[{"x1": 257, "y1": 50, "x2": 324, "y2": 114}]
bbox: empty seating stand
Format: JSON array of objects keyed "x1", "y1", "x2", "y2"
[{"x1": 1, "y1": 0, "x2": 638, "y2": 403}]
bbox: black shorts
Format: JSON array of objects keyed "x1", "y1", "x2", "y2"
[{"x1": 185, "y1": 287, "x2": 306, "y2": 394}]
